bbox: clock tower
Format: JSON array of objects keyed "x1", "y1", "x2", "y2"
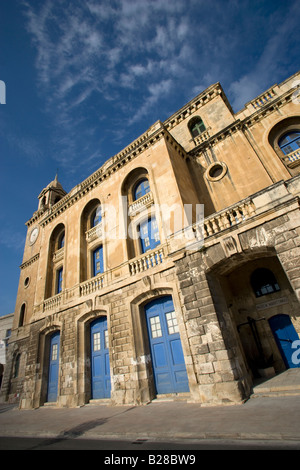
[{"x1": 10, "y1": 176, "x2": 67, "y2": 331}]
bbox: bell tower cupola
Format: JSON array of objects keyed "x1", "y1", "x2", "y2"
[{"x1": 38, "y1": 175, "x2": 67, "y2": 212}]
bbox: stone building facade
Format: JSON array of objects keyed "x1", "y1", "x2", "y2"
[
  {"x1": 0, "y1": 313, "x2": 14, "y2": 391},
  {"x1": 1, "y1": 71, "x2": 300, "y2": 409}
]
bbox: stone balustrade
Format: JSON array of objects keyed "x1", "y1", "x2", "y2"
[
  {"x1": 43, "y1": 293, "x2": 63, "y2": 312},
  {"x1": 285, "y1": 148, "x2": 300, "y2": 166},
  {"x1": 86, "y1": 223, "x2": 103, "y2": 242},
  {"x1": 129, "y1": 246, "x2": 165, "y2": 275},
  {"x1": 80, "y1": 274, "x2": 105, "y2": 296},
  {"x1": 53, "y1": 247, "x2": 64, "y2": 262},
  {"x1": 128, "y1": 191, "x2": 154, "y2": 216},
  {"x1": 193, "y1": 198, "x2": 256, "y2": 240},
  {"x1": 193, "y1": 129, "x2": 210, "y2": 145},
  {"x1": 251, "y1": 88, "x2": 276, "y2": 110}
]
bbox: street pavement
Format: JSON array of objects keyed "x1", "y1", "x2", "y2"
[
  {"x1": 0, "y1": 395, "x2": 299, "y2": 444},
  {"x1": 0, "y1": 370, "x2": 300, "y2": 445}
]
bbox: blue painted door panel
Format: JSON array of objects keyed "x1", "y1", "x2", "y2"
[
  {"x1": 140, "y1": 217, "x2": 160, "y2": 254},
  {"x1": 269, "y1": 314, "x2": 300, "y2": 369},
  {"x1": 93, "y1": 246, "x2": 104, "y2": 276},
  {"x1": 91, "y1": 317, "x2": 111, "y2": 399},
  {"x1": 145, "y1": 296, "x2": 189, "y2": 395},
  {"x1": 47, "y1": 331, "x2": 60, "y2": 402}
]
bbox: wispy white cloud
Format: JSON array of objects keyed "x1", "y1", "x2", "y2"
[
  {"x1": 20, "y1": 0, "x2": 201, "y2": 169},
  {"x1": 228, "y1": 0, "x2": 300, "y2": 110},
  {"x1": 128, "y1": 78, "x2": 174, "y2": 125},
  {"x1": 20, "y1": 0, "x2": 300, "y2": 172}
]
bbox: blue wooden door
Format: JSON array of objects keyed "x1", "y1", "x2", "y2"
[
  {"x1": 269, "y1": 315, "x2": 300, "y2": 369},
  {"x1": 140, "y1": 217, "x2": 160, "y2": 254},
  {"x1": 145, "y1": 296, "x2": 189, "y2": 395},
  {"x1": 90, "y1": 317, "x2": 111, "y2": 399},
  {"x1": 47, "y1": 331, "x2": 60, "y2": 402}
]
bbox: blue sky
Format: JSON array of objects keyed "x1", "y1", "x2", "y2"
[{"x1": 0, "y1": 0, "x2": 299, "y2": 316}]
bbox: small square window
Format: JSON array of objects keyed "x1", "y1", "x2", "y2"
[
  {"x1": 165, "y1": 311, "x2": 179, "y2": 335},
  {"x1": 150, "y1": 316, "x2": 162, "y2": 338},
  {"x1": 93, "y1": 332, "x2": 101, "y2": 351},
  {"x1": 104, "y1": 330, "x2": 109, "y2": 349},
  {"x1": 51, "y1": 344, "x2": 58, "y2": 361}
]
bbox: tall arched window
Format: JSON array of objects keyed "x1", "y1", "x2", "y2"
[
  {"x1": 133, "y1": 178, "x2": 150, "y2": 201},
  {"x1": 188, "y1": 116, "x2": 206, "y2": 138},
  {"x1": 91, "y1": 205, "x2": 102, "y2": 227},
  {"x1": 45, "y1": 223, "x2": 66, "y2": 299},
  {"x1": 14, "y1": 354, "x2": 21, "y2": 378},
  {"x1": 268, "y1": 117, "x2": 300, "y2": 174},
  {"x1": 19, "y1": 304, "x2": 26, "y2": 327},
  {"x1": 58, "y1": 231, "x2": 65, "y2": 249},
  {"x1": 250, "y1": 268, "x2": 280, "y2": 298},
  {"x1": 278, "y1": 131, "x2": 300, "y2": 155},
  {"x1": 80, "y1": 199, "x2": 103, "y2": 283}
]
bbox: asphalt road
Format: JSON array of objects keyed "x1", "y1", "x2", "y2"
[{"x1": 0, "y1": 436, "x2": 299, "y2": 451}]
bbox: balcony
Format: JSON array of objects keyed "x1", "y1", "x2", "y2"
[
  {"x1": 201, "y1": 199, "x2": 256, "y2": 239},
  {"x1": 80, "y1": 274, "x2": 105, "y2": 296},
  {"x1": 86, "y1": 222, "x2": 103, "y2": 242},
  {"x1": 250, "y1": 88, "x2": 276, "y2": 110},
  {"x1": 193, "y1": 129, "x2": 211, "y2": 146},
  {"x1": 43, "y1": 293, "x2": 63, "y2": 312},
  {"x1": 284, "y1": 148, "x2": 300, "y2": 169},
  {"x1": 128, "y1": 191, "x2": 154, "y2": 217},
  {"x1": 129, "y1": 245, "x2": 166, "y2": 275},
  {"x1": 53, "y1": 247, "x2": 64, "y2": 262}
]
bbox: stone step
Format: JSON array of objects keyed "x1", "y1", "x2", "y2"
[
  {"x1": 152, "y1": 392, "x2": 190, "y2": 403},
  {"x1": 251, "y1": 369, "x2": 300, "y2": 398},
  {"x1": 251, "y1": 389, "x2": 300, "y2": 398}
]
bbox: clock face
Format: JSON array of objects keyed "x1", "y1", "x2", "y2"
[{"x1": 29, "y1": 227, "x2": 39, "y2": 245}]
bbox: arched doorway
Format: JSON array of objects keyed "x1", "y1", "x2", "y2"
[
  {"x1": 47, "y1": 331, "x2": 60, "y2": 403},
  {"x1": 90, "y1": 317, "x2": 111, "y2": 399},
  {"x1": 207, "y1": 253, "x2": 300, "y2": 377},
  {"x1": 144, "y1": 296, "x2": 189, "y2": 395},
  {"x1": 269, "y1": 314, "x2": 300, "y2": 369}
]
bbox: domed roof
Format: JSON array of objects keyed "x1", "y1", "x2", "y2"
[
  {"x1": 38, "y1": 175, "x2": 66, "y2": 198},
  {"x1": 47, "y1": 174, "x2": 64, "y2": 190}
]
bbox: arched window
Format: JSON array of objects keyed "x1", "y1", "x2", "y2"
[
  {"x1": 19, "y1": 304, "x2": 26, "y2": 327},
  {"x1": 188, "y1": 117, "x2": 206, "y2": 138},
  {"x1": 58, "y1": 231, "x2": 65, "y2": 249},
  {"x1": 250, "y1": 268, "x2": 280, "y2": 298},
  {"x1": 92, "y1": 205, "x2": 102, "y2": 227},
  {"x1": 14, "y1": 354, "x2": 21, "y2": 378},
  {"x1": 278, "y1": 131, "x2": 300, "y2": 155},
  {"x1": 133, "y1": 178, "x2": 150, "y2": 201}
]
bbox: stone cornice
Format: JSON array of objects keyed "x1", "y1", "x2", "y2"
[
  {"x1": 163, "y1": 82, "x2": 234, "y2": 131},
  {"x1": 20, "y1": 253, "x2": 40, "y2": 270},
  {"x1": 189, "y1": 88, "x2": 295, "y2": 157}
]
